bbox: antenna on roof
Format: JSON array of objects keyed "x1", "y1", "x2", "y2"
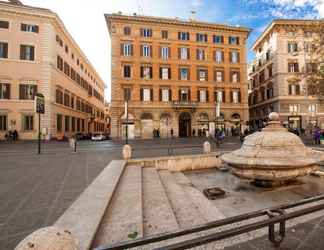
[{"x1": 189, "y1": 10, "x2": 197, "y2": 21}]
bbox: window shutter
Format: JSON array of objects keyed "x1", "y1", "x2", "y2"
[
  {"x1": 197, "y1": 90, "x2": 200, "y2": 102},
  {"x1": 223, "y1": 91, "x2": 226, "y2": 103},
  {"x1": 213, "y1": 51, "x2": 216, "y2": 61},
  {"x1": 206, "y1": 90, "x2": 209, "y2": 102},
  {"x1": 159, "y1": 89, "x2": 162, "y2": 101},
  {"x1": 178, "y1": 89, "x2": 181, "y2": 100},
  {"x1": 221, "y1": 51, "x2": 224, "y2": 62},
  {"x1": 238, "y1": 91, "x2": 241, "y2": 103},
  {"x1": 150, "y1": 45, "x2": 153, "y2": 57},
  {"x1": 230, "y1": 91, "x2": 233, "y2": 103},
  {"x1": 288, "y1": 85, "x2": 292, "y2": 95},
  {"x1": 6, "y1": 84, "x2": 10, "y2": 99},
  {"x1": 188, "y1": 68, "x2": 190, "y2": 80},
  {"x1": 296, "y1": 85, "x2": 300, "y2": 95},
  {"x1": 33, "y1": 85, "x2": 38, "y2": 97},
  {"x1": 19, "y1": 85, "x2": 24, "y2": 99},
  {"x1": 130, "y1": 44, "x2": 134, "y2": 56},
  {"x1": 221, "y1": 36, "x2": 224, "y2": 43},
  {"x1": 140, "y1": 28, "x2": 143, "y2": 37},
  {"x1": 178, "y1": 48, "x2": 181, "y2": 59},
  {"x1": 178, "y1": 68, "x2": 181, "y2": 80},
  {"x1": 30, "y1": 46, "x2": 35, "y2": 61},
  {"x1": 150, "y1": 66, "x2": 153, "y2": 79},
  {"x1": 188, "y1": 89, "x2": 191, "y2": 101},
  {"x1": 120, "y1": 44, "x2": 124, "y2": 55},
  {"x1": 159, "y1": 46, "x2": 161, "y2": 58},
  {"x1": 237, "y1": 37, "x2": 240, "y2": 45},
  {"x1": 230, "y1": 72, "x2": 233, "y2": 82},
  {"x1": 168, "y1": 47, "x2": 171, "y2": 58},
  {"x1": 169, "y1": 89, "x2": 172, "y2": 101},
  {"x1": 159, "y1": 67, "x2": 162, "y2": 79},
  {"x1": 237, "y1": 53, "x2": 240, "y2": 63},
  {"x1": 140, "y1": 45, "x2": 143, "y2": 56},
  {"x1": 140, "y1": 66, "x2": 144, "y2": 78},
  {"x1": 140, "y1": 88, "x2": 143, "y2": 101},
  {"x1": 238, "y1": 72, "x2": 240, "y2": 82},
  {"x1": 197, "y1": 69, "x2": 199, "y2": 81},
  {"x1": 20, "y1": 45, "x2": 25, "y2": 60},
  {"x1": 229, "y1": 52, "x2": 232, "y2": 63},
  {"x1": 214, "y1": 91, "x2": 217, "y2": 102},
  {"x1": 34, "y1": 25, "x2": 39, "y2": 33},
  {"x1": 222, "y1": 71, "x2": 225, "y2": 81},
  {"x1": 206, "y1": 70, "x2": 208, "y2": 81},
  {"x1": 178, "y1": 32, "x2": 181, "y2": 40},
  {"x1": 21, "y1": 23, "x2": 26, "y2": 31},
  {"x1": 150, "y1": 88, "x2": 153, "y2": 101},
  {"x1": 196, "y1": 49, "x2": 199, "y2": 60},
  {"x1": 168, "y1": 68, "x2": 171, "y2": 79}
]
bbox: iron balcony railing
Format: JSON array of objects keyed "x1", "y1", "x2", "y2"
[
  {"x1": 171, "y1": 101, "x2": 198, "y2": 108},
  {"x1": 95, "y1": 193, "x2": 324, "y2": 250}
]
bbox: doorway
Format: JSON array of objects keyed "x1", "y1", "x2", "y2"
[{"x1": 179, "y1": 112, "x2": 191, "y2": 137}]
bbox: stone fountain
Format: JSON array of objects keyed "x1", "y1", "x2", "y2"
[{"x1": 221, "y1": 112, "x2": 324, "y2": 187}]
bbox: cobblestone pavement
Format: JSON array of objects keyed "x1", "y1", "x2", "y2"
[
  {"x1": 0, "y1": 137, "x2": 240, "y2": 249},
  {"x1": 0, "y1": 137, "x2": 322, "y2": 249}
]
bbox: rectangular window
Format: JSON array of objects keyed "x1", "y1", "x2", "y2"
[
  {"x1": 198, "y1": 69, "x2": 208, "y2": 81},
  {"x1": 161, "y1": 47, "x2": 169, "y2": 60},
  {"x1": 289, "y1": 104, "x2": 299, "y2": 113},
  {"x1": 0, "y1": 115, "x2": 7, "y2": 131},
  {"x1": 56, "y1": 89, "x2": 63, "y2": 104},
  {"x1": 124, "y1": 65, "x2": 131, "y2": 78},
  {"x1": 23, "y1": 115, "x2": 34, "y2": 131},
  {"x1": 232, "y1": 91, "x2": 241, "y2": 104},
  {"x1": 122, "y1": 43, "x2": 133, "y2": 56},
  {"x1": 64, "y1": 93, "x2": 70, "y2": 107},
  {"x1": 180, "y1": 68, "x2": 189, "y2": 80},
  {"x1": 21, "y1": 23, "x2": 39, "y2": 33},
  {"x1": 178, "y1": 32, "x2": 190, "y2": 41},
  {"x1": 124, "y1": 26, "x2": 131, "y2": 35},
  {"x1": 141, "y1": 66, "x2": 152, "y2": 79},
  {"x1": 20, "y1": 45, "x2": 35, "y2": 61},
  {"x1": 71, "y1": 96, "x2": 74, "y2": 109},
  {"x1": 215, "y1": 71, "x2": 224, "y2": 82},
  {"x1": 231, "y1": 71, "x2": 240, "y2": 83},
  {"x1": 288, "y1": 42, "x2": 298, "y2": 53},
  {"x1": 160, "y1": 67, "x2": 170, "y2": 80},
  {"x1": 199, "y1": 90, "x2": 207, "y2": 103},
  {"x1": 0, "y1": 42, "x2": 8, "y2": 58},
  {"x1": 64, "y1": 62, "x2": 70, "y2": 76},
  {"x1": 180, "y1": 47, "x2": 189, "y2": 60},
  {"x1": 230, "y1": 51, "x2": 239, "y2": 63},
  {"x1": 57, "y1": 55, "x2": 63, "y2": 71},
  {"x1": 71, "y1": 117, "x2": 75, "y2": 132},
  {"x1": 216, "y1": 91, "x2": 224, "y2": 103},
  {"x1": 196, "y1": 49, "x2": 205, "y2": 60},
  {"x1": 143, "y1": 88, "x2": 151, "y2": 102},
  {"x1": 213, "y1": 35, "x2": 223, "y2": 44},
  {"x1": 215, "y1": 50, "x2": 224, "y2": 63},
  {"x1": 0, "y1": 83, "x2": 10, "y2": 99},
  {"x1": 0, "y1": 20, "x2": 9, "y2": 29},
  {"x1": 229, "y1": 36, "x2": 239, "y2": 45},
  {"x1": 19, "y1": 84, "x2": 37, "y2": 100},
  {"x1": 161, "y1": 89, "x2": 170, "y2": 102},
  {"x1": 123, "y1": 88, "x2": 131, "y2": 101},
  {"x1": 288, "y1": 62, "x2": 299, "y2": 73},
  {"x1": 196, "y1": 33, "x2": 207, "y2": 42},
  {"x1": 309, "y1": 104, "x2": 317, "y2": 113},
  {"x1": 180, "y1": 89, "x2": 189, "y2": 102},
  {"x1": 65, "y1": 116, "x2": 70, "y2": 132},
  {"x1": 161, "y1": 30, "x2": 168, "y2": 39},
  {"x1": 141, "y1": 28, "x2": 153, "y2": 37},
  {"x1": 57, "y1": 114, "x2": 62, "y2": 132},
  {"x1": 142, "y1": 45, "x2": 151, "y2": 57}
]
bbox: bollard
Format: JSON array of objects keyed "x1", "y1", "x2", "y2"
[
  {"x1": 123, "y1": 144, "x2": 132, "y2": 160},
  {"x1": 203, "y1": 141, "x2": 211, "y2": 154}
]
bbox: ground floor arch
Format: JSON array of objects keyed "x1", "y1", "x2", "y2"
[{"x1": 179, "y1": 112, "x2": 192, "y2": 137}]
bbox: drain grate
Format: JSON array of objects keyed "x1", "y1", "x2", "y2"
[{"x1": 203, "y1": 187, "x2": 226, "y2": 200}]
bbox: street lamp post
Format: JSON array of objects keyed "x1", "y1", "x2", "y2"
[
  {"x1": 215, "y1": 100, "x2": 221, "y2": 147},
  {"x1": 124, "y1": 101, "x2": 128, "y2": 145},
  {"x1": 35, "y1": 93, "x2": 45, "y2": 154}
]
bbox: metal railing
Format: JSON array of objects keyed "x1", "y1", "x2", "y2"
[{"x1": 95, "y1": 193, "x2": 324, "y2": 250}]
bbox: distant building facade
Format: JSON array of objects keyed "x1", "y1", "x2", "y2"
[
  {"x1": 249, "y1": 19, "x2": 324, "y2": 132},
  {"x1": 0, "y1": 1, "x2": 106, "y2": 140},
  {"x1": 106, "y1": 13, "x2": 250, "y2": 139}
]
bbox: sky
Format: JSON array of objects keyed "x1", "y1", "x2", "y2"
[{"x1": 22, "y1": 0, "x2": 324, "y2": 101}]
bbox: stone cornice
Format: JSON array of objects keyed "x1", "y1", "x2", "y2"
[
  {"x1": 0, "y1": 2, "x2": 106, "y2": 90},
  {"x1": 252, "y1": 19, "x2": 324, "y2": 51},
  {"x1": 105, "y1": 13, "x2": 251, "y2": 35}
]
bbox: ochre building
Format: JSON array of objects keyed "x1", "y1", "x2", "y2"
[
  {"x1": 0, "y1": 0, "x2": 105, "y2": 140},
  {"x1": 106, "y1": 13, "x2": 250, "y2": 139},
  {"x1": 249, "y1": 19, "x2": 324, "y2": 132}
]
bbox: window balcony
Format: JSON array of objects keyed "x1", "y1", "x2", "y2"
[{"x1": 171, "y1": 100, "x2": 198, "y2": 108}]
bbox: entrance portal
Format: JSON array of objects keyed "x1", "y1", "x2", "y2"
[{"x1": 179, "y1": 112, "x2": 191, "y2": 137}]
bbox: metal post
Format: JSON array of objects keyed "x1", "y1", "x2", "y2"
[
  {"x1": 74, "y1": 137, "x2": 77, "y2": 153},
  {"x1": 38, "y1": 113, "x2": 41, "y2": 154},
  {"x1": 126, "y1": 101, "x2": 128, "y2": 145}
]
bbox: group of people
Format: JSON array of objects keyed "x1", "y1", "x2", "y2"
[
  {"x1": 313, "y1": 127, "x2": 323, "y2": 145},
  {"x1": 4, "y1": 130, "x2": 19, "y2": 141}
]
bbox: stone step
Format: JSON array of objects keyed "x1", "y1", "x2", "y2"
[
  {"x1": 173, "y1": 172, "x2": 225, "y2": 222},
  {"x1": 55, "y1": 160, "x2": 126, "y2": 250},
  {"x1": 159, "y1": 170, "x2": 206, "y2": 228},
  {"x1": 142, "y1": 168, "x2": 179, "y2": 236},
  {"x1": 92, "y1": 165, "x2": 143, "y2": 248}
]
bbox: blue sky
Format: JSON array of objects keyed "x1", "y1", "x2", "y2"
[{"x1": 23, "y1": 0, "x2": 324, "y2": 100}]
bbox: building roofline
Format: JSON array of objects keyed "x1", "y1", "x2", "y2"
[
  {"x1": 0, "y1": 1, "x2": 106, "y2": 90},
  {"x1": 104, "y1": 13, "x2": 252, "y2": 36},
  {"x1": 251, "y1": 19, "x2": 324, "y2": 51}
]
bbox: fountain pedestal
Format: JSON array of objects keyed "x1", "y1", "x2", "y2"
[{"x1": 221, "y1": 112, "x2": 324, "y2": 187}]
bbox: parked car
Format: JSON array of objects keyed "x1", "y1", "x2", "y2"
[{"x1": 91, "y1": 134, "x2": 105, "y2": 141}]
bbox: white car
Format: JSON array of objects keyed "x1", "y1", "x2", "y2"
[{"x1": 91, "y1": 134, "x2": 105, "y2": 141}]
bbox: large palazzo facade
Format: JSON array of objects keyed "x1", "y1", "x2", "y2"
[
  {"x1": 106, "y1": 13, "x2": 250, "y2": 139},
  {"x1": 0, "y1": 1, "x2": 106, "y2": 140}
]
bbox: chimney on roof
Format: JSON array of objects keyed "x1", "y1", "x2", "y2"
[{"x1": 8, "y1": 0, "x2": 23, "y2": 5}]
